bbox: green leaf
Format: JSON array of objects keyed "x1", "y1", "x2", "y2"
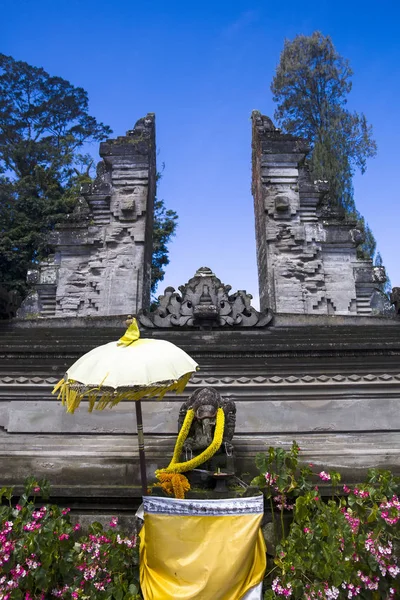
[
  {"x1": 347, "y1": 494, "x2": 356, "y2": 507},
  {"x1": 114, "y1": 588, "x2": 124, "y2": 600},
  {"x1": 255, "y1": 453, "x2": 268, "y2": 473},
  {"x1": 89, "y1": 521, "x2": 104, "y2": 534},
  {"x1": 294, "y1": 496, "x2": 309, "y2": 522},
  {"x1": 124, "y1": 583, "x2": 139, "y2": 599},
  {"x1": 250, "y1": 475, "x2": 266, "y2": 488}
]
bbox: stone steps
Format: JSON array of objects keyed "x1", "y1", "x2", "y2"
[
  {"x1": 356, "y1": 294, "x2": 372, "y2": 315},
  {"x1": 39, "y1": 294, "x2": 56, "y2": 317},
  {"x1": 89, "y1": 199, "x2": 111, "y2": 225}
]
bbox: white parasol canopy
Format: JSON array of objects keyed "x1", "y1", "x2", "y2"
[
  {"x1": 53, "y1": 318, "x2": 198, "y2": 495},
  {"x1": 53, "y1": 319, "x2": 198, "y2": 414}
]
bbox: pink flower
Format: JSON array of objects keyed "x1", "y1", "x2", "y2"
[
  {"x1": 318, "y1": 471, "x2": 331, "y2": 481},
  {"x1": 23, "y1": 522, "x2": 41, "y2": 531},
  {"x1": 343, "y1": 509, "x2": 360, "y2": 533},
  {"x1": 308, "y1": 463, "x2": 314, "y2": 467},
  {"x1": 58, "y1": 533, "x2": 69, "y2": 541},
  {"x1": 33, "y1": 486, "x2": 40, "y2": 493},
  {"x1": 265, "y1": 472, "x2": 277, "y2": 485},
  {"x1": 379, "y1": 495, "x2": 400, "y2": 525},
  {"x1": 109, "y1": 516, "x2": 118, "y2": 528},
  {"x1": 343, "y1": 485, "x2": 350, "y2": 493},
  {"x1": 62, "y1": 508, "x2": 71, "y2": 515},
  {"x1": 15, "y1": 504, "x2": 22, "y2": 511},
  {"x1": 303, "y1": 527, "x2": 311, "y2": 533},
  {"x1": 74, "y1": 523, "x2": 81, "y2": 531},
  {"x1": 272, "y1": 577, "x2": 292, "y2": 597}
]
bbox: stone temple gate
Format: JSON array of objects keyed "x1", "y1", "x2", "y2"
[{"x1": 0, "y1": 113, "x2": 400, "y2": 510}]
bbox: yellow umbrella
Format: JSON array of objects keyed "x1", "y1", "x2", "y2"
[{"x1": 53, "y1": 318, "x2": 198, "y2": 495}]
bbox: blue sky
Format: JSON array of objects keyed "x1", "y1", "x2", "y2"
[{"x1": 3, "y1": 0, "x2": 400, "y2": 305}]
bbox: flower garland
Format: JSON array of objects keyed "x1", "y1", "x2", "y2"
[
  {"x1": 155, "y1": 473, "x2": 191, "y2": 499},
  {"x1": 170, "y1": 408, "x2": 195, "y2": 465},
  {"x1": 155, "y1": 407, "x2": 225, "y2": 498}
]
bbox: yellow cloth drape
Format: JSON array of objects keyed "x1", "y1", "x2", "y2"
[{"x1": 139, "y1": 496, "x2": 266, "y2": 600}]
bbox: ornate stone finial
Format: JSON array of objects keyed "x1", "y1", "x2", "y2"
[
  {"x1": 195, "y1": 266, "x2": 215, "y2": 277},
  {"x1": 390, "y1": 288, "x2": 400, "y2": 316},
  {"x1": 138, "y1": 268, "x2": 272, "y2": 328}
]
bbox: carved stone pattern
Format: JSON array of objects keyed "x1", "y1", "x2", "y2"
[
  {"x1": 18, "y1": 114, "x2": 156, "y2": 319},
  {"x1": 251, "y1": 111, "x2": 387, "y2": 317},
  {"x1": 2, "y1": 373, "x2": 400, "y2": 387},
  {"x1": 138, "y1": 266, "x2": 272, "y2": 328},
  {"x1": 143, "y1": 495, "x2": 264, "y2": 515},
  {"x1": 391, "y1": 288, "x2": 400, "y2": 316},
  {"x1": 189, "y1": 373, "x2": 400, "y2": 386}
]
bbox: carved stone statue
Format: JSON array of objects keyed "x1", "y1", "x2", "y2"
[
  {"x1": 178, "y1": 387, "x2": 236, "y2": 474},
  {"x1": 390, "y1": 288, "x2": 400, "y2": 316},
  {"x1": 138, "y1": 266, "x2": 272, "y2": 328}
]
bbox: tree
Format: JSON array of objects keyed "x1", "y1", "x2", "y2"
[
  {"x1": 0, "y1": 55, "x2": 179, "y2": 301},
  {"x1": 0, "y1": 54, "x2": 112, "y2": 295},
  {"x1": 151, "y1": 198, "x2": 178, "y2": 296},
  {"x1": 271, "y1": 32, "x2": 379, "y2": 261}
]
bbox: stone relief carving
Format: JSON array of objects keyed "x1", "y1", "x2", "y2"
[
  {"x1": 390, "y1": 288, "x2": 400, "y2": 316},
  {"x1": 138, "y1": 266, "x2": 272, "y2": 328},
  {"x1": 178, "y1": 387, "x2": 236, "y2": 455},
  {"x1": 18, "y1": 114, "x2": 156, "y2": 319},
  {"x1": 2, "y1": 372, "x2": 400, "y2": 388},
  {"x1": 251, "y1": 111, "x2": 388, "y2": 316}
]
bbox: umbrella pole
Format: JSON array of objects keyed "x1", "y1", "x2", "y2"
[{"x1": 135, "y1": 400, "x2": 148, "y2": 496}]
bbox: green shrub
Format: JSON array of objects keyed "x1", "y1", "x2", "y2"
[
  {"x1": 253, "y1": 443, "x2": 400, "y2": 599},
  {"x1": 2, "y1": 450, "x2": 400, "y2": 600},
  {"x1": 0, "y1": 477, "x2": 141, "y2": 599}
]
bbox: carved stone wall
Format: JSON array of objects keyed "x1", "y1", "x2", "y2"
[
  {"x1": 251, "y1": 112, "x2": 386, "y2": 316},
  {"x1": 22, "y1": 114, "x2": 156, "y2": 318},
  {"x1": 1, "y1": 315, "x2": 400, "y2": 507}
]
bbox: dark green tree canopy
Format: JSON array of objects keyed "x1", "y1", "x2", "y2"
[
  {"x1": 0, "y1": 54, "x2": 111, "y2": 179},
  {"x1": 151, "y1": 198, "x2": 178, "y2": 296},
  {"x1": 0, "y1": 54, "x2": 112, "y2": 296},
  {"x1": 271, "y1": 32, "x2": 377, "y2": 220}
]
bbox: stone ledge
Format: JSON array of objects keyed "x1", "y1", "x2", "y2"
[
  {"x1": 1, "y1": 432, "x2": 400, "y2": 500},
  {"x1": 2, "y1": 372, "x2": 400, "y2": 387}
]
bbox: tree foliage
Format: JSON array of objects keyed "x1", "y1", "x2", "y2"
[
  {"x1": 151, "y1": 198, "x2": 178, "y2": 295},
  {"x1": 0, "y1": 55, "x2": 178, "y2": 301},
  {"x1": 271, "y1": 32, "x2": 379, "y2": 261},
  {"x1": 0, "y1": 54, "x2": 112, "y2": 295}
]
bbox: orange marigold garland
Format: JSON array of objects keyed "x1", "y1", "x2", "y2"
[{"x1": 154, "y1": 473, "x2": 190, "y2": 499}]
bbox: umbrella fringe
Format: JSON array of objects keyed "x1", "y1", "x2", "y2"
[{"x1": 52, "y1": 371, "x2": 194, "y2": 414}]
